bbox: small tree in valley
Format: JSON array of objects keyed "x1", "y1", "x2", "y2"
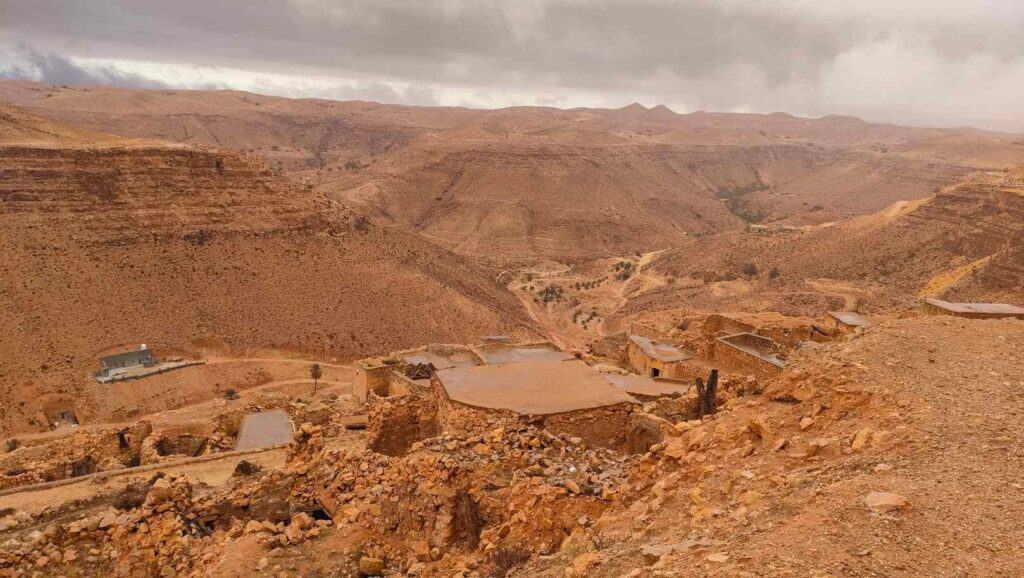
[{"x1": 310, "y1": 363, "x2": 323, "y2": 395}]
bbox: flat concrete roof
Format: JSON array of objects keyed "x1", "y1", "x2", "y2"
[
  {"x1": 435, "y1": 360, "x2": 636, "y2": 415},
  {"x1": 235, "y1": 410, "x2": 293, "y2": 451},
  {"x1": 602, "y1": 373, "x2": 691, "y2": 398},
  {"x1": 925, "y1": 298, "x2": 1024, "y2": 315},
  {"x1": 476, "y1": 344, "x2": 575, "y2": 366},
  {"x1": 401, "y1": 350, "x2": 480, "y2": 370},
  {"x1": 628, "y1": 335, "x2": 694, "y2": 363},
  {"x1": 828, "y1": 311, "x2": 871, "y2": 327}
]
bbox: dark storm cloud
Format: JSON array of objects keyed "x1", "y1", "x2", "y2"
[
  {"x1": 0, "y1": 44, "x2": 173, "y2": 88},
  {"x1": 1, "y1": 0, "x2": 1022, "y2": 130},
  {"x1": 0, "y1": 1, "x2": 849, "y2": 87}
]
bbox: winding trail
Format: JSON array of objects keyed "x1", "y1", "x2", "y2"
[{"x1": 599, "y1": 248, "x2": 668, "y2": 336}]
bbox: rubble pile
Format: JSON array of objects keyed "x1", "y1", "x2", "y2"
[
  {"x1": 0, "y1": 475, "x2": 222, "y2": 577},
  {"x1": 0, "y1": 395, "x2": 358, "y2": 493},
  {"x1": 288, "y1": 424, "x2": 640, "y2": 575},
  {"x1": 0, "y1": 422, "x2": 151, "y2": 491}
]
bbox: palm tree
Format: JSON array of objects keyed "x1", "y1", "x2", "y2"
[{"x1": 310, "y1": 363, "x2": 323, "y2": 395}]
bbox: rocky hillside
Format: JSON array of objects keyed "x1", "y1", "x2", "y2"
[
  {"x1": 0, "y1": 108, "x2": 536, "y2": 436},
  {"x1": 3, "y1": 81, "x2": 1022, "y2": 263},
  {"x1": 2, "y1": 316, "x2": 1020, "y2": 577},
  {"x1": 613, "y1": 167, "x2": 1024, "y2": 322}
]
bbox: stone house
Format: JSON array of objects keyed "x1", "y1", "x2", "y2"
[{"x1": 626, "y1": 335, "x2": 694, "y2": 379}]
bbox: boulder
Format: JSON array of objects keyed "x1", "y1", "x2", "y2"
[
  {"x1": 359, "y1": 556, "x2": 385, "y2": 576},
  {"x1": 571, "y1": 552, "x2": 600, "y2": 576},
  {"x1": 863, "y1": 492, "x2": 907, "y2": 513}
]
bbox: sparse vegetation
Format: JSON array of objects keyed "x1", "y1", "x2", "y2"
[
  {"x1": 612, "y1": 260, "x2": 636, "y2": 280},
  {"x1": 4, "y1": 438, "x2": 19, "y2": 453},
  {"x1": 768, "y1": 266, "x2": 780, "y2": 280},
  {"x1": 538, "y1": 284, "x2": 564, "y2": 303},
  {"x1": 183, "y1": 229, "x2": 213, "y2": 245},
  {"x1": 489, "y1": 544, "x2": 531, "y2": 578},
  {"x1": 715, "y1": 175, "x2": 770, "y2": 223},
  {"x1": 742, "y1": 263, "x2": 759, "y2": 278},
  {"x1": 223, "y1": 388, "x2": 238, "y2": 400},
  {"x1": 232, "y1": 460, "x2": 261, "y2": 476}
]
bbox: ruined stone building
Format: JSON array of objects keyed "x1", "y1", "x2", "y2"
[{"x1": 356, "y1": 341, "x2": 688, "y2": 457}]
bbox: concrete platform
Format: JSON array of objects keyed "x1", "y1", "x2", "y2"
[
  {"x1": 401, "y1": 350, "x2": 480, "y2": 370},
  {"x1": 602, "y1": 373, "x2": 691, "y2": 398},
  {"x1": 476, "y1": 344, "x2": 575, "y2": 366},
  {"x1": 436, "y1": 360, "x2": 636, "y2": 415},
  {"x1": 235, "y1": 410, "x2": 294, "y2": 451}
]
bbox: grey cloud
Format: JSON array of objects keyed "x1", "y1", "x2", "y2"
[
  {"x1": 0, "y1": 44, "x2": 173, "y2": 89},
  {"x1": 1, "y1": 1, "x2": 1023, "y2": 130},
  {"x1": 246, "y1": 76, "x2": 439, "y2": 106}
]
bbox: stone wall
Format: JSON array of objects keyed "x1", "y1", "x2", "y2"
[
  {"x1": 712, "y1": 337, "x2": 784, "y2": 382},
  {"x1": 434, "y1": 385, "x2": 662, "y2": 455},
  {"x1": 366, "y1": 391, "x2": 440, "y2": 456},
  {"x1": 541, "y1": 404, "x2": 663, "y2": 453},
  {"x1": 703, "y1": 314, "x2": 756, "y2": 337},
  {"x1": 0, "y1": 421, "x2": 151, "y2": 491},
  {"x1": 353, "y1": 363, "x2": 397, "y2": 402}
]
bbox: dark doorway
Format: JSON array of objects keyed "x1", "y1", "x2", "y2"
[{"x1": 651, "y1": 368, "x2": 660, "y2": 378}]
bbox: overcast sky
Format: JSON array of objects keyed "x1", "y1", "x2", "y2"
[{"x1": 2, "y1": 0, "x2": 1023, "y2": 131}]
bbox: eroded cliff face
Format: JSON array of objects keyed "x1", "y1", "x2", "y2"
[
  {"x1": 610, "y1": 168, "x2": 1024, "y2": 322},
  {"x1": 0, "y1": 81, "x2": 995, "y2": 264},
  {"x1": 0, "y1": 143, "x2": 535, "y2": 436},
  {"x1": 368, "y1": 140, "x2": 969, "y2": 263}
]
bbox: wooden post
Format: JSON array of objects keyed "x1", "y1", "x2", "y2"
[{"x1": 704, "y1": 369, "x2": 719, "y2": 415}]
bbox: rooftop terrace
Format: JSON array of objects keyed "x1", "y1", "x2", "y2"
[
  {"x1": 475, "y1": 343, "x2": 575, "y2": 366},
  {"x1": 435, "y1": 360, "x2": 636, "y2": 415}
]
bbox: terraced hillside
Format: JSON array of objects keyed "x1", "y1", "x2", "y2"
[
  {"x1": 0, "y1": 107, "x2": 536, "y2": 436},
  {"x1": 4, "y1": 81, "x2": 1022, "y2": 264}
]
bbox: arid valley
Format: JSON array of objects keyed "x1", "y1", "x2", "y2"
[{"x1": 1, "y1": 4, "x2": 1024, "y2": 576}]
